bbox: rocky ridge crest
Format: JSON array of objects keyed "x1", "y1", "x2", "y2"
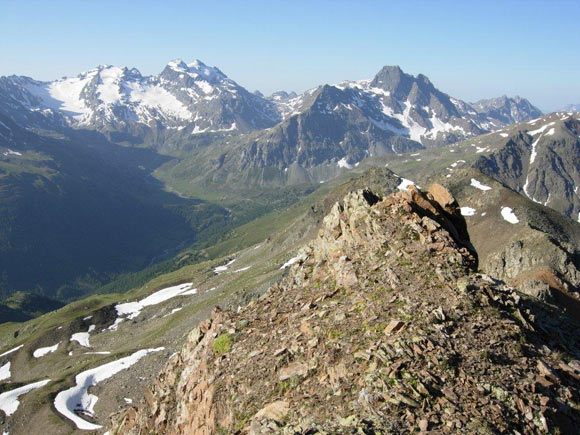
[{"x1": 111, "y1": 185, "x2": 580, "y2": 434}]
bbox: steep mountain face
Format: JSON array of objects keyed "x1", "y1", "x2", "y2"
[
  {"x1": 157, "y1": 65, "x2": 542, "y2": 188},
  {"x1": 267, "y1": 66, "x2": 541, "y2": 146},
  {"x1": 0, "y1": 60, "x2": 280, "y2": 145},
  {"x1": 1, "y1": 62, "x2": 542, "y2": 185},
  {"x1": 111, "y1": 185, "x2": 580, "y2": 434},
  {"x1": 435, "y1": 169, "x2": 580, "y2": 318},
  {"x1": 472, "y1": 96, "x2": 543, "y2": 126},
  {"x1": 474, "y1": 112, "x2": 580, "y2": 220}
]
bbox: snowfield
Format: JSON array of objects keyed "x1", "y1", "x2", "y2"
[
  {"x1": 501, "y1": 207, "x2": 520, "y2": 224},
  {"x1": 115, "y1": 282, "x2": 195, "y2": 320},
  {"x1": 214, "y1": 259, "x2": 236, "y2": 274},
  {"x1": 0, "y1": 379, "x2": 51, "y2": 416},
  {"x1": 0, "y1": 362, "x2": 10, "y2": 381},
  {"x1": 397, "y1": 177, "x2": 415, "y2": 190},
  {"x1": 3, "y1": 149, "x2": 22, "y2": 156},
  {"x1": 528, "y1": 121, "x2": 555, "y2": 136},
  {"x1": 470, "y1": 178, "x2": 492, "y2": 191},
  {"x1": 70, "y1": 332, "x2": 91, "y2": 348},
  {"x1": 33, "y1": 342, "x2": 59, "y2": 358},
  {"x1": 54, "y1": 347, "x2": 164, "y2": 430},
  {"x1": 460, "y1": 207, "x2": 476, "y2": 216},
  {"x1": 280, "y1": 255, "x2": 300, "y2": 270},
  {"x1": 337, "y1": 157, "x2": 353, "y2": 169}
]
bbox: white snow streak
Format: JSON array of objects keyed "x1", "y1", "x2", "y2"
[
  {"x1": 0, "y1": 379, "x2": 50, "y2": 416},
  {"x1": 70, "y1": 332, "x2": 91, "y2": 348},
  {"x1": 529, "y1": 136, "x2": 541, "y2": 164},
  {"x1": 337, "y1": 157, "x2": 353, "y2": 169},
  {"x1": 0, "y1": 345, "x2": 23, "y2": 358},
  {"x1": 528, "y1": 122, "x2": 555, "y2": 136},
  {"x1": 397, "y1": 177, "x2": 415, "y2": 190},
  {"x1": 54, "y1": 348, "x2": 164, "y2": 430},
  {"x1": 280, "y1": 256, "x2": 300, "y2": 270},
  {"x1": 115, "y1": 282, "x2": 195, "y2": 320},
  {"x1": 214, "y1": 259, "x2": 236, "y2": 274},
  {"x1": 3, "y1": 149, "x2": 22, "y2": 156}
]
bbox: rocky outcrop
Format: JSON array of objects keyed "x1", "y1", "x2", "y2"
[
  {"x1": 438, "y1": 169, "x2": 580, "y2": 314},
  {"x1": 484, "y1": 236, "x2": 580, "y2": 298},
  {"x1": 111, "y1": 185, "x2": 580, "y2": 434}
]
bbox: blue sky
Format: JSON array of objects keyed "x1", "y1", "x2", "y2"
[{"x1": 1, "y1": 0, "x2": 578, "y2": 111}]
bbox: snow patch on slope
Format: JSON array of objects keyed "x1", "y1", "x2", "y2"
[
  {"x1": 0, "y1": 379, "x2": 51, "y2": 416},
  {"x1": 470, "y1": 178, "x2": 491, "y2": 191},
  {"x1": 460, "y1": 207, "x2": 476, "y2": 216},
  {"x1": 337, "y1": 157, "x2": 353, "y2": 169},
  {"x1": 115, "y1": 282, "x2": 195, "y2": 320},
  {"x1": 54, "y1": 348, "x2": 163, "y2": 430},
  {"x1": 530, "y1": 136, "x2": 541, "y2": 164},
  {"x1": 501, "y1": 207, "x2": 520, "y2": 224},
  {"x1": 397, "y1": 177, "x2": 415, "y2": 191},
  {"x1": 0, "y1": 345, "x2": 23, "y2": 358},
  {"x1": 71, "y1": 332, "x2": 91, "y2": 348},
  {"x1": 214, "y1": 259, "x2": 236, "y2": 274},
  {"x1": 0, "y1": 362, "x2": 10, "y2": 381},
  {"x1": 33, "y1": 343, "x2": 59, "y2": 358}
]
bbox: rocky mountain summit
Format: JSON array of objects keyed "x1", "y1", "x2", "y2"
[
  {"x1": 472, "y1": 96, "x2": 543, "y2": 126},
  {"x1": 111, "y1": 185, "x2": 580, "y2": 434}
]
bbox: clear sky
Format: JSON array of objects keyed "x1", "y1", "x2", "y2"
[{"x1": 1, "y1": 0, "x2": 578, "y2": 111}]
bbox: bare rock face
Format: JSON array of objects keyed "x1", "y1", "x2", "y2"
[
  {"x1": 111, "y1": 186, "x2": 580, "y2": 434},
  {"x1": 428, "y1": 183, "x2": 458, "y2": 213}
]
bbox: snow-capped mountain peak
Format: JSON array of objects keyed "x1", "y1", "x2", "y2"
[
  {"x1": 0, "y1": 59, "x2": 281, "y2": 135},
  {"x1": 0, "y1": 62, "x2": 541, "y2": 149},
  {"x1": 163, "y1": 59, "x2": 228, "y2": 84}
]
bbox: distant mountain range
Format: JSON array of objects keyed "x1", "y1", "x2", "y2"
[
  {"x1": 0, "y1": 61, "x2": 541, "y2": 150},
  {"x1": 560, "y1": 103, "x2": 580, "y2": 112},
  {"x1": 0, "y1": 59, "x2": 545, "y2": 300}
]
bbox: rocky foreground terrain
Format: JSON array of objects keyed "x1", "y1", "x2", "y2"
[{"x1": 111, "y1": 185, "x2": 580, "y2": 434}]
